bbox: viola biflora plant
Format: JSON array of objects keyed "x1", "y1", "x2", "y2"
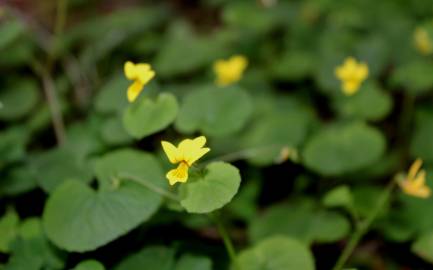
[{"x1": 3, "y1": 1, "x2": 433, "y2": 270}]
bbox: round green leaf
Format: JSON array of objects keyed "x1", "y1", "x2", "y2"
[
  {"x1": 249, "y1": 200, "x2": 349, "y2": 245},
  {"x1": 0, "y1": 80, "x2": 39, "y2": 121},
  {"x1": 322, "y1": 185, "x2": 353, "y2": 210},
  {"x1": 412, "y1": 231, "x2": 433, "y2": 264},
  {"x1": 303, "y1": 122, "x2": 385, "y2": 176},
  {"x1": 175, "y1": 85, "x2": 253, "y2": 137},
  {"x1": 115, "y1": 246, "x2": 175, "y2": 270},
  {"x1": 94, "y1": 74, "x2": 129, "y2": 114},
  {"x1": 123, "y1": 93, "x2": 178, "y2": 139},
  {"x1": 237, "y1": 236, "x2": 315, "y2": 270},
  {"x1": 73, "y1": 260, "x2": 105, "y2": 270},
  {"x1": 0, "y1": 209, "x2": 19, "y2": 253},
  {"x1": 174, "y1": 254, "x2": 212, "y2": 270},
  {"x1": 31, "y1": 147, "x2": 93, "y2": 193},
  {"x1": 154, "y1": 22, "x2": 228, "y2": 77},
  {"x1": 332, "y1": 82, "x2": 392, "y2": 121},
  {"x1": 43, "y1": 149, "x2": 165, "y2": 252},
  {"x1": 0, "y1": 165, "x2": 37, "y2": 196},
  {"x1": 0, "y1": 19, "x2": 25, "y2": 50},
  {"x1": 100, "y1": 116, "x2": 132, "y2": 145},
  {"x1": 180, "y1": 162, "x2": 241, "y2": 213},
  {"x1": 390, "y1": 59, "x2": 433, "y2": 95},
  {"x1": 242, "y1": 108, "x2": 311, "y2": 166},
  {"x1": 411, "y1": 110, "x2": 433, "y2": 163}
]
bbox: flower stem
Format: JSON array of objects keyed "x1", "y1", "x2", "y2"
[
  {"x1": 332, "y1": 181, "x2": 395, "y2": 270},
  {"x1": 205, "y1": 144, "x2": 281, "y2": 164},
  {"x1": 209, "y1": 213, "x2": 240, "y2": 270},
  {"x1": 117, "y1": 173, "x2": 180, "y2": 202}
]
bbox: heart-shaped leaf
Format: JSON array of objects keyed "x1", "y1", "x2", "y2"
[
  {"x1": 303, "y1": 122, "x2": 385, "y2": 176},
  {"x1": 175, "y1": 85, "x2": 253, "y2": 137},
  {"x1": 332, "y1": 82, "x2": 392, "y2": 121},
  {"x1": 180, "y1": 162, "x2": 241, "y2": 213},
  {"x1": 30, "y1": 147, "x2": 93, "y2": 193},
  {"x1": 237, "y1": 236, "x2": 315, "y2": 270},
  {"x1": 73, "y1": 260, "x2": 105, "y2": 270},
  {"x1": 0, "y1": 79, "x2": 40, "y2": 121},
  {"x1": 249, "y1": 199, "x2": 350, "y2": 245},
  {"x1": 43, "y1": 149, "x2": 166, "y2": 252},
  {"x1": 123, "y1": 93, "x2": 178, "y2": 139}
]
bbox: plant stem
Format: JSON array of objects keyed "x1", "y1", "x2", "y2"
[
  {"x1": 48, "y1": 0, "x2": 68, "y2": 68},
  {"x1": 205, "y1": 144, "x2": 281, "y2": 164},
  {"x1": 40, "y1": 65, "x2": 66, "y2": 145},
  {"x1": 117, "y1": 173, "x2": 180, "y2": 202},
  {"x1": 210, "y1": 213, "x2": 240, "y2": 270},
  {"x1": 332, "y1": 181, "x2": 395, "y2": 270}
]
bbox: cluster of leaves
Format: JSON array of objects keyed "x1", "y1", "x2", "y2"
[{"x1": 2, "y1": 0, "x2": 433, "y2": 269}]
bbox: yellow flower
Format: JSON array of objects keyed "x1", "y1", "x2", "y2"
[
  {"x1": 124, "y1": 61, "x2": 155, "y2": 102},
  {"x1": 398, "y1": 158, "x2": 431, "y2": 199},
  {"x1": 335, "y1": 57, "x2": 369, "y2": 96},
  {"x1": 213, "y1": 55, "x2": 248, "y2": 86},
  {"x1": 161, "y1": 136, "x2": 210, "y2": 185},
  {"x1": 414, "y1": 27, "x2": 433, "y2": 55}
]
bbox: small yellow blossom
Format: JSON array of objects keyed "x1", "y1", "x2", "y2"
[
  {"x1": 161, "y1": 136, "x2": 210, "y2": 185},
  {"x1": 124, "y1": 61, "x2": 155, "y2": 102},
  {"x1": 335, "y1": 57, "x2": 369, "y2": 96},
  {"x1": 414, "y1": 27, "x2": 433, "y2": 55},
  {"x1": 213, "y1": 55, "x2": 248, "y2": 86},
  {"x1": 398, "y1": 158, "x2": 431, "y2": 199}
]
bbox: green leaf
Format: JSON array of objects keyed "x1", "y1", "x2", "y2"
[
  {"x1": 237, "y1": 236, "x2": 315, "y2": 270},
  {"x1": 332, "y1": 82, "x2": 392, "y2": 121},
  {"x1": 0, "y1": 80, "x2": 39, "y2": 121},
  {"x1": 249, "y1": 200, "x2": 350, "y2": 245},
  {"x1": 115, "y1": 246, "x2": 175, "y2": 270},
  {"x1": 0, "y1": 209, "x2": 19, "y2": 253},
  {"x1": 5, "y1": 218, "x2": 64, "y2": 270},
  {"x1": 0, "y1": 127, "x2": 29, "y2": 167},
  {"x1": 412, "y1": 231, "x2": 433, "y2": 264},
  {"x1": 303, "y1": 122, "x2": 386, "y2": 176},
  {"x1": 411, "y1": 109, "x2": 433, "y2": 163},
  {"x1": 43, "y1": 149, "x2": 165, "y2": 252},
  {"x1": 322, "y1": 185, "x2": 353, "y2": 210},
  {"x1": 100, "y1": 116, "x2": 132, "y2": 145},
  {"x1": 390, "y1": 59, "x2": 433, "y2": 95},
  {"x1": 242, "y1": 106, "x2": 311, "y2": 166},
  {"x1": 0, "y1": 20, "x2": 25, "y2": 50},
  {"x1": 123, "y1": 93, "x2": 178, "y2": 139},
  {"x1": 270, "y1": 50, "x2": 315, "y2": 81},
  {"x1": 175, "y1": 85, "x2": 253, "y2": 137},
  {"x1": 155, "y1": 22, "x2": 228, "y2": 77},
  {"x1": 227, "y1": 179, "x2": 260, "y2": 222},
  {"x1": 30, "y1": 147, "x2": 93, "y2": 193},
  {"x1": 94, "y1": 74, "x2": 129, "y2": 114},
  {"x1": 174, "y1": 254, "x2": 212, "y2": 270},
  {"x1": 73, "y1": 260, "x2": 105, "y2": 270},
  {"x1": 222, "y1": 2, "x2": 284, "y2": 34},
  {"x1": 0, "y1": 165, "x2": 37, "y2": 196},
  {"x1": 180, "y1": 162, "x2": 241, "y2": 213}
]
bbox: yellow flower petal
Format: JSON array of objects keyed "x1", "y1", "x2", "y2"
[
  {"x1": 214, "y1": 55, "x2": 248, "y2": 86},
  {"x1": 134, "y1": 64, "x2": 155, "y2": 84},
  {"x1": 412, "y1": 170, "x2": 427, "y2": 189},
  {"x1": 178, "y1": 136, "x2": 210, "y2": 166},
  {"x1": 335, "y1": 57, "x2": 369, "y2": 96},
  {"x1": 166, "y1": 162, "x2": 189, "y2": 185},
  {"x1": 342, "y1": 80, "x2": 360, "y2": 95},
  {"x1": 127, "y1": 81, "x2": 144, "y2": 102},
  {"x1": 124, "y1": 61, "x2": 136, "y2": 80},
  {"x1": 161, "y1": 141, "x2": 181, "y2": 164},
  {"x1": 408, "y1": 158, "x2": 423, "y2": 181}
]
